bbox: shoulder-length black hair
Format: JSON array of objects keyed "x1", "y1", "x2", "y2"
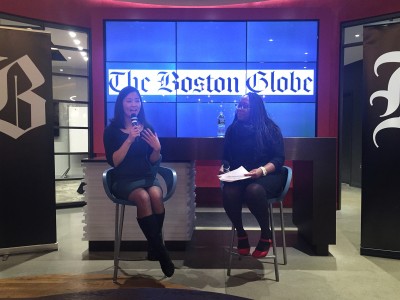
[
  {"x1": 233, "y1": 92, "x2": 282, "y2": 150},
  {"x1": 109, "y1": 86, "x2": 148, "y2": 129}
]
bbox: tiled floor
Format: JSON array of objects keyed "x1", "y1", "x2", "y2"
[{"x1": 1, "y1": 184, "x2": 400, "y2": 299}]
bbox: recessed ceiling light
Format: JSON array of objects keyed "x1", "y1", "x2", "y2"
[
  {"x1": 69, "y1": 31, "x2": 77, "y2": 38},
  {"x1": 73, "y1": 39, "x2": 81, "y2": 45}
]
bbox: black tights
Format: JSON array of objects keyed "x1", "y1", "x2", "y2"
[{"x1": 223, "y1": 182, "x2": 272, "y2": 240}]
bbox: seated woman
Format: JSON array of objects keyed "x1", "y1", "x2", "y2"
[
  {"x1": 103, "y1": 86, "x2": 174, "y2": 277},
  {"x1": 220, "y1": 92, "x2": 286, "y2": 258}
]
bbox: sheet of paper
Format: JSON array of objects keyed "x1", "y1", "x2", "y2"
[{"x1": 218, "y1": 166, "x2": 250, "y2": 182}]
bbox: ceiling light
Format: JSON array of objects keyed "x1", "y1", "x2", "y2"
[
  {"x1": 69, "y1": 32, "x2": 77, "y2": 38},
  {"x1": 73, "y1": 39, "x2": 81, "y2": 45}
]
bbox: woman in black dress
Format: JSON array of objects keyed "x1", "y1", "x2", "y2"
[
  {"x1": 221, "y1": 92, "x2": 286, "y2": 258},
  {"x1": 103, "y1": 86, "x2": 174, "y2": 277}
]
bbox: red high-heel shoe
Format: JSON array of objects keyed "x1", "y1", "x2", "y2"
[
  {"x1": 237, "y1": 236, "x2": 250, "y2": 256},
  {"x1": 252, "y1": 238, "x2": 272, "y2": 258}
]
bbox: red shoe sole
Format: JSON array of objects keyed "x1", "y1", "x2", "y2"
[
  {"x1": 238, "y1": 248, "x2": 250, "y2": 256},
  {"x1": 252, "y1": 239, "x2": 272, "y2": 258},
  {"x1": 252, "y1": 249, "x2": 268, "y2": 258}
]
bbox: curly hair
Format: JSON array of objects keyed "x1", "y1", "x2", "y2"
[{"x1": 234, "y1": 92, "x2": 282, "y2": 151}]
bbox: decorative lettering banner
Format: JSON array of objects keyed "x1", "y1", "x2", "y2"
[
  {"x1": 361, "y1": 23, "x2": 400, "y2": 259},
  {"x1": 0, "y1": 27, "x2": 56, "y2": 253},
  {"x1": 108, "y1": 69, "x2": 314, "y2": 96}
]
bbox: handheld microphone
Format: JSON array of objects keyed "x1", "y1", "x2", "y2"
[{"x1": 130, "y1": 113, "x2": 138, "y2": 127}]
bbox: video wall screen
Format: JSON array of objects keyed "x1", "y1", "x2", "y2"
[{"x1": 104, "y1": 20, "x2": 318, "y2": 137}]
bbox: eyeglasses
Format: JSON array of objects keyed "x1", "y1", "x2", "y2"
[{"x1": 236, "y1": 103, "x2": 250, "y2": 110}]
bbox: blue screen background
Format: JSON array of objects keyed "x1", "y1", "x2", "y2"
[{"x1": 105, "y1": 21, "x2": 318, "y2": 137}]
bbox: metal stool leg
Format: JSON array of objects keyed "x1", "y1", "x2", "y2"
[
  {"x1": 113, "y1": 204, "x2": 125, "y2": 283},
  {"x1": 279, "y1": 202, "x2": 287, "y2": 265},
  {"x1": 269, "y1": 203, "x2": 279, "y2": 282},
  {"x1": 227, "y1": 224, "x2": 235, "y2": 276}
]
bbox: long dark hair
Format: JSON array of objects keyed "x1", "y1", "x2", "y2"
[
  {"x1": 233, "y1": 92, "x2": 282, "y2": 150},
  {"x1": 109, "y1": 86, "x2": 148, "y2": 129}
]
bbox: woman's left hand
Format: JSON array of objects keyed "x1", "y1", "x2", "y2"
[
  {"x1": 141, "y1": 128, "x2": 161, "y2": 152},
  {"x1": 245, "y1": 168, "x2": 263, "y2": 179}
]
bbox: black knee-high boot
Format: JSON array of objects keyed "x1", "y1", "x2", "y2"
[
  {"x1": 138, "y1": 214, "x2": 174, "y2": 277},
  {"x1": 147, "y1": 212, "x2": 165, "y2": 261}
]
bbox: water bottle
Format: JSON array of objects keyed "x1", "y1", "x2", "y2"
[{"x1": 217, "y1": 111, "x2": 225, "y2": 137}]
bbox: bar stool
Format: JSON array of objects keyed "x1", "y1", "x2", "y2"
[
  {"x1": 226, "y1": 166, "x2": 292, "y2": 281},
  {"x1": 102, "y1": 165, "x2": 177, "y2": 283}
]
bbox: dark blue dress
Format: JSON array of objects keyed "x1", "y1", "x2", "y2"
[{"x1": 103, "y1": 124, "x2": 161, "y2": 199}]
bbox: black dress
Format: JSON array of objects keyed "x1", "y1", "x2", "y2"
[
  {"x1": 103, "y1": 124, "x2": 161, "y2": 199},
  {"x1": 222, "y1": 120, "x2": 286, "y2": 198}
]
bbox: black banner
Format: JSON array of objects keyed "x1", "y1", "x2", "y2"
[
  {"x1": 0, "y1": 27, "x2": 56, "y2": 252},
  {"x1": 361, "y1": 23, "x2": 400, "y2": 259}
]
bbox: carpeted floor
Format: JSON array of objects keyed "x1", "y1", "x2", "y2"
[
  {"x1": 0, "y1": 274, "x2": 187, "y2": 298},
  {"x1": 0, "y1": 274, "x2": 249, "y2": 299}
]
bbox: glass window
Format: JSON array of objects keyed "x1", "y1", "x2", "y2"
[
  {"x1": 45, "y1": 27, "x2": 88, "y2": 49},
  {"x1": 52, "y1": 49, "x2": 88, "y2": 76},
  {"x1": 53, "y1": 75, "x2": 89, "y2": 101}
]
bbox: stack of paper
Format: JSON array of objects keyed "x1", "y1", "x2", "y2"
[{"x1": 218, "y1": 166, "x2": 250, "y2": 182}]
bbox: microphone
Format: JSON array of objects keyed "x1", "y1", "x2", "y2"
[{"x1": 131, "y1": 113, "x2": 138, "y2": 127}]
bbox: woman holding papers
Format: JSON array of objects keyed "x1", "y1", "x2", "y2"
[
  {"x1": 103, "y1": 86, "x2": 174, "y2": 277},
  {"x1": 220, "y1": 92, "x2": 286, "y2": 258}
]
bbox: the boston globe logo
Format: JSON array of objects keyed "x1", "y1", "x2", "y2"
[{"x1": 108, "y1": 69, "x2": 314, "y2": 96}]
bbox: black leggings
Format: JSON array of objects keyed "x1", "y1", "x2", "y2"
[{"x1": 222, "y1": 170, "x2": 286, "y2": 239}]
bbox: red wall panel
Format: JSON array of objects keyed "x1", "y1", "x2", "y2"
[{"x1": 1, "y1": 0, "x2": 400, "y2": 156}]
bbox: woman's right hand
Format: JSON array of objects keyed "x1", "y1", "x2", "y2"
[
  {"x1": 219, "y1": 164, "x2": 230, "y2": 175},
  {"x1": 218, "y1": 165, "x2": 225, "y2": 175},
  {"x1": 127, "y1": 125, "x2": 141, "y2": 143}
]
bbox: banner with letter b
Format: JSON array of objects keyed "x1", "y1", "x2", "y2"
[
  {"x1": 0, "y1": 27, "x2": 56, "y2": 254},
  {"x1": 362, "y1": 23, "x2": 400, "y2": 259}
]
